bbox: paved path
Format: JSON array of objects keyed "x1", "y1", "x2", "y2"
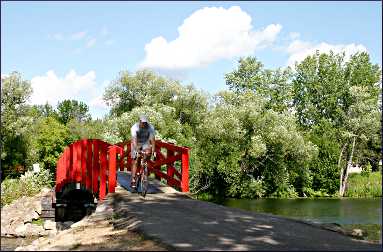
[{"x1": 115, "y1": 171, "x2": 381, "y2": 251}]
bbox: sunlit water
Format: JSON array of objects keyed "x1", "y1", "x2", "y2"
[{"x1": 221, "y1": 198, "x2": 382, "y2": 224}]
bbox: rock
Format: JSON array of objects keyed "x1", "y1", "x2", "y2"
[
  {"x1": 43, "y1": 220, "x2": 56, "y2": 230},
  {"x1": 351, "y1": 228, "x2": 364, "y2": 237},
  {"x1": 25, "y1": 223, "x2": 45, "y2": 237},
  {"x1": 15, "y1": 223, "x2": 27, "y2": 237},
  {"x1": 23, "y1": 211, "x2": 40, "y2": 223},
  {"x1": 47, "y1": 229, "x2": 58, "y2": 237}
]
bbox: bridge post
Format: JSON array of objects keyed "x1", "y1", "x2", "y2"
[
  {"x1": 167, "y1": 150, "x2": 175, "y2": 186},
  {"x1": 81, "y1": 140, "x2": 87, "y2": 185},
  {"x1": 108, "y1": 146, "x2": 117, "y2": 193},
  {"x1": 99, "y1": 144, "x2": 108, "y2": 200},
  {"x1": 86, "y1": 140, "x2": 93, "y2": 190},
  {"x1": 92, "y1": 141, "x2": 99, "y2": 197},
  {"x1": 181, "y1": 149, "x2": 190, "y2": 192}
]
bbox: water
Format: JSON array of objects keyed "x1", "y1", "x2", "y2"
[{"x1": 221, "y1": 198, "x2": 382, "y2": 225}]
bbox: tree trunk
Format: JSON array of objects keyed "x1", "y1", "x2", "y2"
[
  {"x1": 340, "y1": 136, "x2": 356, "y2": 197},
  {"x1": 338, "y1": 143, "x2": 347, "y2": 195}
]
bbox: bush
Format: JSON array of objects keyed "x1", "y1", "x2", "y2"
[
  {"x1": 1, "y1": 167, "x2": 53, "y2": 207},
  {"x1": 361, "y1": 162, "x2": 372, "y2": 177},
  {"x1": 345, "y1": 172, "x2": 382, "y2": 197}
]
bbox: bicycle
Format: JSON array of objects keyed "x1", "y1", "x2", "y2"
[{"x1": 134, "y1": 149, "x2": 150, "y2": 197}]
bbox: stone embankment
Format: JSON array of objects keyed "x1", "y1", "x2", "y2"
[
  {"x1": 9, "y1": 188, "x2": 166, "y2": 251},
  {"x1": 1, "y1": 188, "x2": 57, "y2": 238}
]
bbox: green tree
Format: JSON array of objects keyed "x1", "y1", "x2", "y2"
[
  {"x1": 104, "y1": 69, "x2": 180, "y2": 116},
  {"x1": 193, "y1": 91, "x2": 317, "y2": 198},
  {"x1": 225, "y1": 56, "x2": 293, "y2": 112},
  {"x1": 29, "y1": 116, "x2": 73, "y2": 177},
  {"x1": 56, "y1": 99, "x2": 91, "y2": 125},
  {"x1": 30, "y1": 103, "x2": 58, "y2": 118},
  {"x1": 1, "y1": 72, "x2": 33, "y2": 179},
  {"x1": 67, "y1": 118, "x2": 105, "y2": 141},
  {"x1": 292, "y1": 51, "x2": 381, "y2": 195}
]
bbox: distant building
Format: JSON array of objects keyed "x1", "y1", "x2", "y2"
[{"x1": 348, "y1": 164, "x2": 362, "y2": 174}]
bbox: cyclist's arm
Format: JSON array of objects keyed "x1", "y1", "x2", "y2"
[
  {"x1": 149, "y1": 126, "x2": 155, "y2": 155},
  {"x1": 131, "y1": 125, "x2": 138, "y2": 155}
]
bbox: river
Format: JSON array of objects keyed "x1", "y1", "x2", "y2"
[{"x1": 219, "y1": 198, "x2": 382, "y2": 224}]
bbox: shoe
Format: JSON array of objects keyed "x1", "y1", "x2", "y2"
[{"x1": 131, "y1": 179, "x2": 137, "y2": 191}]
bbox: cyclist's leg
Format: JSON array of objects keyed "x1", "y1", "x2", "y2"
[{"x1": 130, "y1": 144, "x2": 140, "y2": 188}]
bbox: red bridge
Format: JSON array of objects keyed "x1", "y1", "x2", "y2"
[{"x1": 55, "y1": 139, "x2": 190, "y2": 201}]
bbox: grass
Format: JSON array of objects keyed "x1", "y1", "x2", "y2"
[
  {"x1": 32, "y1": 218, "x2": 44, "y2": 226},
  {"x1": 340, "y1": 224, "x2": 382, "y2": 243},
  {"x1": 345, "y1": 172, "x2": 382, "y2": 198}
]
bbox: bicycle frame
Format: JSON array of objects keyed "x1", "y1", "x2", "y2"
[{"x1": 135, "y1": 150, "x2": 149, "y2": 197}]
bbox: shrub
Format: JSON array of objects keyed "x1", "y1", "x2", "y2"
[{"x1": 1, "y1": 167, "x2": 53, "y2": 207}]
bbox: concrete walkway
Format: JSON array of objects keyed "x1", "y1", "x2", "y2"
[{"x1": 115, "y1": 171, "x2": 381, "y2": 251}]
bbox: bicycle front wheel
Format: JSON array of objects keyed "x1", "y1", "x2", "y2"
[{"x1": 140, "y1": 172, "x2": 148, "y2": 197}]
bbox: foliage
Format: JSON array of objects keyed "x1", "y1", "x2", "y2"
[
  {"x1": 292, "y1": 51, "x2": 381, "y2": 196},
  {"x1": 225, "y1": 56, "x2": 293, "y2": 112},
  {"x1": 345, "y1": 172, "x2": 382, "y2": 198},
  {"x1": 56, "y1": 99, "x2": 91, "y2": 124},
  {"x1": 29, "y1": 116, "x2": 73, "y2": 176},
  {"x1": 360, "y1": 162, "x2": 372, "y2": 177},
  {"x1": 193, "y1": 91, "x2": 317, "y2": 198},
  {"x1": 1, "y1": 72, "x2": 33, "y2": 179},
  {"x1": 67, "y1": 118, "x2": 104, "y2": 141},
  {"x1": 1, "y1": 168, "x2": 53, "y2": 206}
]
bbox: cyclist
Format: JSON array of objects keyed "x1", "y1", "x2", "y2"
[{"x1": 130, "y1": 115, "x2": 155, "y2": 191}]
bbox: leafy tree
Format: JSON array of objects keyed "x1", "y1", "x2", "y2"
[
  {"x1": 1, "y1": 72, "x2": 33, "y2": 179},
  {"x1": 292, "y1": 51, "x2": 381, "y2": 196},
  {"x1": 66, "y1": 118, "x2": 104, "y2": 141},
  {"x1": 30, "y1": 103, "x2": 58, "y2": 118},
  {"x1": 56, "y1": 99, "x2": 91, "y2": 124},
  {"x1": 193, "y1": 91, "x2": 317, "y2": 198},
  {"x1": 104, "y1": 69, "x2": 180, "y2": 116},
  {"x1": 29, "y1": 116, "x2": 73, "y2": 176},
  {"x1": 225, "y1": 56, "x2": 293, "y2": 112}
]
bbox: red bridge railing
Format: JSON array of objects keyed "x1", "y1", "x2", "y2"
[
  {"x1": 116, "y1": 140, "x2": 190, "y2": 192},
  {"x1": 55, "y1": 139, "x2": 123, "y2": 201},
  {"x1": 55, "y1": 139, "x2": 190, "y2": 201}
]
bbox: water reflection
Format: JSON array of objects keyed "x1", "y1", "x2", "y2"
[{"x1": 221, "y1": 198, "x2": 382, "y2": 224}]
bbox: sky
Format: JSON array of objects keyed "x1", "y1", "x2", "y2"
[{"x1": 1, "y1": 1, "x2": 382, "y2": 119}]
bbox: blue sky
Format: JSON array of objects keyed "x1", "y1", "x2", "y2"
[{"x1": 1, "y1": 1, "x2": 381, "y2": 119}]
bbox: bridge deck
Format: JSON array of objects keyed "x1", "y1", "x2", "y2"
[{"x1": 113, "y1": 173, "x2": 380, "y2": 251}]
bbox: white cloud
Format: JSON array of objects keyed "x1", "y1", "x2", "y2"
[
  {"x1": 86, "y1": 38, "x2": 97, "y2": 48},
  {"x1": 30, "y1": 70, "x2": 97, "y2": 106},
  {"x1": 30, "y1": 70, "x2": 110, "y2": 119},
  {"x1": 286, "y1": 40, "x2": 368, "y2": 66},
  {"x1": 70, "y1": 31, "x2": 87, "y2": 40},
  {"x1": 140, "y1": 6, "x2": 282, "y2": 70},
  {"x1": 89, "y1": 95, "x2": 108, "y2": 109}
]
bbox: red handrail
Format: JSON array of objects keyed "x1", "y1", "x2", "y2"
[
  {"x1": 116, "y1": 140, "x2": 190, "y2": 192},
  {"x1": 55, "y1": 139, "x2": 190, "y2": 202}
]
